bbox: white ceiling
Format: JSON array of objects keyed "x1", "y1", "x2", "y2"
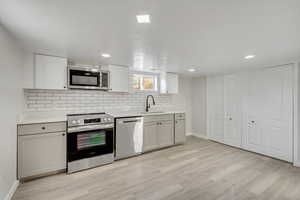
[{"x1": 1, "y1": 0, "x2": 300, "y2": 75}]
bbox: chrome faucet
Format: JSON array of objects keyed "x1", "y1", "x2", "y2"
[{"x1": 146, "y1": 95, "x2": 156, "y2": 112}]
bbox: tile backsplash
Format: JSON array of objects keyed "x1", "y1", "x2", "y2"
[{"x1": 24, "y1": 89, "x2": 175, "y2": 113}]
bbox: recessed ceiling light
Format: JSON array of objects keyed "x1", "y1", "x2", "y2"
[
  {"x1": 188, "y1": 68, "x2": 196, "y2": 72},
  {"x1": 136, "y1": 15, "x2": 151, "y2": 23},
  {"x1": 101, "y1": 53, "x2": 111, "y2": 58},
  {"x1": 244, "y1": 55, "x2": 255, "y2": 59}
]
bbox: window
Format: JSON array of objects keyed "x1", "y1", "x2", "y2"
[{"x1": 132, "y1": 74, "x2": 158, "y2": 91}]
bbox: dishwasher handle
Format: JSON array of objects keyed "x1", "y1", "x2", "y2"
[
  {"x1": 123, "y1": 120, "x2": 139, "y2": 123},
  {"x1": 117, "y1": 117, "x2": 143, "y2": 124}
]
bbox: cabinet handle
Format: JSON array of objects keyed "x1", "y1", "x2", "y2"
[
  {"x1": 251, "y1": 121, "x2": 255, "y2": 123},
  {"x1": 41, "y1": 127, "x2": 46, "y2": 130},
  {"x1": 62, "y1": 133, "x2": 66, "y2": 136},
  {"x1": 229, "y1": 118, "x2": 233, "y2": 121},
  {"x1": 63, "y1": 86, "x2": 66, "y2": 89}
]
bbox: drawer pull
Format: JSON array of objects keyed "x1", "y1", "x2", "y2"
[{"x1": 41, "y1": 127, "x2": 46, "y2": 130}]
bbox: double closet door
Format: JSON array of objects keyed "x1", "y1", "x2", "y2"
[{"x1": 207, "y1": 65, "x2": 294, "y2": 162}]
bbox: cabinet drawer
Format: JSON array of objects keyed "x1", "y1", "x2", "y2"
[
  {"x1": 144, "y1": 114, "x2": 174, "y2": 123},
  {"x1": 18, "y1": 122, "x2": 66, "y2": 136},
  {"x1": 175, "y1": 113, "x2": 185, "y2": 120}
]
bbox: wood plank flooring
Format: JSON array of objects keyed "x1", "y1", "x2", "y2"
[{"x1": 13, "y1": 136, "x2": 300, "y2": 200}]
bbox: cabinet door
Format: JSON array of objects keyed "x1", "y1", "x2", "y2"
[
  {"x1": 207, "y1": 76, "x2": 224, "y2": 143},
  {"x1": 109, "y1": 65, "x2": 129, "y2": 92},
  {"x1": 18, "y1": 132, "x2": 66, "y2": 178},
  {"x1": 35, "y1": 54, "x2": 67, "y2": 89},
  {"x1": 175, "y1": 119, "x2": 185, "y2": 144},
  {"x1": 143, "y1": 122, "x2": 158, "y2": 152},
  {"x1": 224, "y1": 74, "x2": 242, "y2": 148},
  {"x1": 160, "y1": 73, "x2": 179, "y2": 94},
  {"x1": 158, "y1": 121, "x2": 174, "y2": 148},
  {"x1": 166, "y1": 73, "x2": 178, "y2": 94}
]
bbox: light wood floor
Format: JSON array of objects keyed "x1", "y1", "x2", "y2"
[{"x1": 13, "y1": 136, "x2": 300, "y2": 200}]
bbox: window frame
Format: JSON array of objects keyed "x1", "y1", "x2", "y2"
[{"x1": 132, "y1": 73, "x2": 158, "y2": 92}]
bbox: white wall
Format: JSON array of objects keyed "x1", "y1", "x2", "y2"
[
  {"x1": 191, "y1": 77, "x2": 207, "y2": 137},
  {"x1": 0, "y1": 25, "x2": 24, "y2": 199}
]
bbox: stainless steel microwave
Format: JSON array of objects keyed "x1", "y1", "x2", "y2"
[{"x1": 67, "y1": 65, "x2": 110, "y2": 90}]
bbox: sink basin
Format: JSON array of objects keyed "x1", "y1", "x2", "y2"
[{"x1": 140, "y1": 111, "x2": 165, "y2": 115}]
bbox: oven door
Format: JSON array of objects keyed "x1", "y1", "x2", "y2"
[
  {"x1": 68, "y1": 68, "x2": 101, "y2": 89},
  {"x1": 67, "y1": 127, "x2": 113, "y2": 162}
]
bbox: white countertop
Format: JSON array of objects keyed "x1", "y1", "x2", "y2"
[
  {"x1": 108, "y1": 111, "x2": 185, "y2": 118},
  {"x1": 17, "y1": 116, "x2": 67, "y2": 125},
  {"x1": 17, "y1": 110, "x2": 185, "y2": 125}
]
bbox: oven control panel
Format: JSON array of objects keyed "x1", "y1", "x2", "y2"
[{"x1": 67, "y1": 113, "x2": 114, "y2": 127}]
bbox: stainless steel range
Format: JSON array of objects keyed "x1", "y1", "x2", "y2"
[{"x1": 67, "y1": 113, "x2": 114, "y2": 173}]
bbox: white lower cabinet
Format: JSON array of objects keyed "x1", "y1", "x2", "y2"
[
  {"x1": 157, "y1": 121, "x2": 174, "y2": 148},
  {"x1": 207, "y1": 64, "x2": 294, "y2": 162},
  {"x1": 143, "y1": 114, "x2": 174, "y2": 152},
  {"x1": 18, "y1": 122, "x2": 67, "y2": 179},
  {"x1": 143, "y1": 122, "x2": 159, "y2": 152},
  {"x1": 175, "y1": 113, "x2": 186, "y2": 144}
]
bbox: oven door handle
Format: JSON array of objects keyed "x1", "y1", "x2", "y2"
[{"x1": 68, "y1": 124, "x2": 113, "y2": 133}]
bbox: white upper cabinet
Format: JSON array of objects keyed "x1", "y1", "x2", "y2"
[
  {"x1": 108, "y1": 65, "x2": 129, "y2": 93},
  {"x1": 160, "y1": 72, "x2": 179, "y2": 94},
  {"x1": 35, "y1": 54, "x2": 67, "y2": 90}
]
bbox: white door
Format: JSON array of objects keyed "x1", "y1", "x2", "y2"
[
  {"x1": 244, "y1": 65, "x2": 293, "y2": 162},
  {"x1": 207, "y1": 76, "x2": 224, "y2": 143},
  {"x1": 223, "y1": 74, "x2": 242, "y2": 148}
]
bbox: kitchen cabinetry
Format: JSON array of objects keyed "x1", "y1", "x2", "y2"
[
  {"x1": 107, "y1": 65, "x2": 129, "y2": 92},
  {"x1": 174, "y1": 113, "x2": 186, "y2": 144},
  {"x1": 143, "y1": 114, "x2": 174, "y2": 152},
  {"x1": 35, "y1": 54, "x2": 68, "y2": 89},
  {"x1": 207, "y1": 64, "x2": 294, "y2": 162},
  {"x1": 18, "y1": 122, "x2": 67, "y2": 179},
  {"x1": 143, "y1": 122, "x2": 158, "y2": 151},
  {"x1": 160, "y1": 72, "x2": 179, "y2": 94}
]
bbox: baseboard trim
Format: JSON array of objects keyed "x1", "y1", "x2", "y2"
[
  {"x1": 186, "y1": 132, "x2": 193, "y2": 136},
  {"x1": 294, "y1": 160, "x2": 300, "y2": 167},
  {"x1": 4, "y1": 180, "x2": 19, "y2": 200},
  {"x1": 190, "y1": 133, "x2": 208, "y2": 140}
]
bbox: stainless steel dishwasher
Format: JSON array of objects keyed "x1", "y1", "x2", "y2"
[{"x1": 115, "y1": 117, "x2": 143, "y2": 160}]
